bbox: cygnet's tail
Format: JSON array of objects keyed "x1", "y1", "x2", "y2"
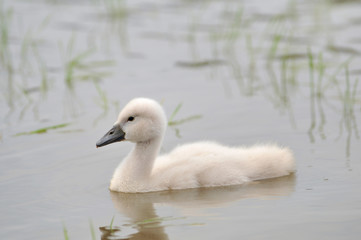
[{"x1": 242, "y1": 144, "x2": 296, "y2": 181}]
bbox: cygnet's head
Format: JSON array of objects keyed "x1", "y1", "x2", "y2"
[{"x1": 96, "y1": 98, "x2": 167, "y2": 147}]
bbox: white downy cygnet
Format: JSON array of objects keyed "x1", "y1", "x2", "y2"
[{"x1": 96, "y1": 98, "x2": 296, "y2": 193}]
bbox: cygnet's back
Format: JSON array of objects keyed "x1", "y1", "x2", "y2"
[{"x1": 151, "y1": 142, "x2": 295, "y2": 191}]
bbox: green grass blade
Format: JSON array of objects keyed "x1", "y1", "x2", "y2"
[
  {"x1": 15, "y1": 123, "x2": 70, "y2": 136},
  {"x1": 168, "y1": 115, "x2": 202, "y2": 126},
  {"x1": 89, "y1": 219, "x2": 96, "y2": 240},
  {"x1": 169, "y1": 103, "x2": 182, "y2": 123},
  {"x1": 109, "y1": 216, "x2": 115, "y2": 232},
  {"x1": 63, "y1": 223, "x2": 69, "y2": 240},
  {"x1": 71, "y1": 48, "x2": 95, "y2": 64}
]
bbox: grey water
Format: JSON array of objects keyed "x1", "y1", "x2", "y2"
[{"x1": 1, "y1": 0, "x2": 361, "y2": 239}]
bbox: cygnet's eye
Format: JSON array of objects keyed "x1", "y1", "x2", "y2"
[{"x1": 127, "y1": 116, "x2": 135, "y2": 122}]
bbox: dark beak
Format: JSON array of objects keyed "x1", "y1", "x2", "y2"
[{"x1": 96, "y1": 125, "x2": 125, "y2": 148}]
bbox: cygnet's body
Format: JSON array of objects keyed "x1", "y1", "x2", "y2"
[{"x1": 96, "y1": 98, "x2": 295, "y2": 193}]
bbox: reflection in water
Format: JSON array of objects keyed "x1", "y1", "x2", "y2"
[
  {"x1": 336, "y1": 67, "x2": 360, "y2": 161},
  {"x1": 99, "y1": 0, "x2": 129, "y2": 54},
  {"x1": 101, "y1": 175, "x2": 295, "y2": 240},
  {"x1": 308, "y1": 55, "x2": 360, "y2": 160},
  {"x1": 266, "y1": 59, "x2": 297, "y2": 128}
]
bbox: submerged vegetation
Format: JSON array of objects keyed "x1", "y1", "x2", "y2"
[
  {"x1": 0, "y1": 0, "x2": 358, "y2": 148},
  {"x1": 193, "y1": 1, "x2": 360, "y2": 151},
  {"x1": 0, "y1": 0, "x2": 358, "y2": 149},
  {"x1": 61, "y1": 35, "x2": 115, "y2": 90},
  {"x1": 0, "y1": 1, "x2": 12, "y2": 64}
]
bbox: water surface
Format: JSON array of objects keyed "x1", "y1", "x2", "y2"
[{"x1": 1, "y1": 0, "x2": 361, "y2": 239}]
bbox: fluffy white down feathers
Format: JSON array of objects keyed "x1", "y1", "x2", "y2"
[{"x1": 96, "y1": 98, "x2": 296, "y2": 193}]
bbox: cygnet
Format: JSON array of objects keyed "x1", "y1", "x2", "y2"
[{"x1": 96, "y1": 98, "x2": 295, "y2": 193}]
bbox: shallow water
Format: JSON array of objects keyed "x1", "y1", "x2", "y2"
[{"x1": 1, "y1": 0, "x2": 361, "y2": 239}]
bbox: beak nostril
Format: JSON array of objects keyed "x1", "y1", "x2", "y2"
[{"x1": 109, "y1": 131, "x2": 114, "y2": 135}]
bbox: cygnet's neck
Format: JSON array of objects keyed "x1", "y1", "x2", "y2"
[{"x1": 123, "y1": 136, "x2": 162, "y2": 179}]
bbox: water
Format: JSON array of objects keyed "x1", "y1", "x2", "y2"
[{"x1": 1, "y1": 0, "x2": 361, "y2": 239}]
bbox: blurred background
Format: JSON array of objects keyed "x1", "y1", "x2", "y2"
[{"x1": 1, "y1": 0, "x2": 360, "y2": 239}]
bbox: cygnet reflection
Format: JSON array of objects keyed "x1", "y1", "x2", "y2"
[{"x1": 100, "y1": 174, "x2": 295, "y2": 240}]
